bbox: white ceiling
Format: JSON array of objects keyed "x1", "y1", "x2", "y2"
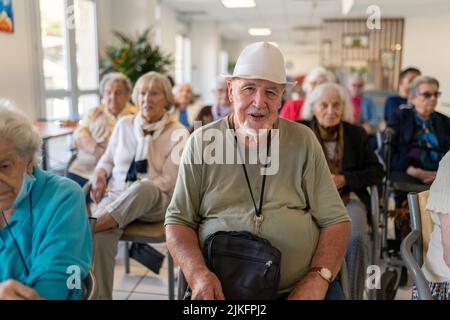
[{"x1": 161, "y1": 0, "x2": 449, "y2": 46}]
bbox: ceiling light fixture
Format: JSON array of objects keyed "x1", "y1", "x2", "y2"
[
  {"x1": 248, "y1": 28, "x2": 271, "y2": 36},
  {"x1": 222, "y1": 0, "x2": 256, "y2": 8}
]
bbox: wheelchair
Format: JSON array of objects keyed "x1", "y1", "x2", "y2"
[{"x1": 375, "y1": 129, "x2": 437, "y2": 300}]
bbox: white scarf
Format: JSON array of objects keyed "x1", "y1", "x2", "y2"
[{"x1": 133, "y1": 112, "x2": 170, "y2": 162}]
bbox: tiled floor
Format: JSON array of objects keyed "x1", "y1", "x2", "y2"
[
  {"x1": 111, "y1": 241, "x2": 412, "y2": 300},
  {"x1": 112, "y1": 242, "x2": 173, "y2": 300}
]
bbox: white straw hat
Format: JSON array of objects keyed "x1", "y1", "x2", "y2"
[
  {"x1": 426, "y1": 150, "x2": 450, "y2": 213},
  {"x1": 223, "y1": 42, "x2": 295, "y2": 87}
]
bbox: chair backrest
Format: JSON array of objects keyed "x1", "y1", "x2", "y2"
[
  {"x1": 417, "y1": 191, "x2": 433, "y2": 259},
  {"x1": 82, "y1": 270, "x2": 97, "y2": 300}
]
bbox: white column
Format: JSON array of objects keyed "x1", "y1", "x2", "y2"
[{"x1": 189, "y1": 21, "x2": 221, "y2": 105}]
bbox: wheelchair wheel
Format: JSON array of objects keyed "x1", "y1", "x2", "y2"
[{"x1": 376, "y1": 270, "x2": 398, "y2": 300}]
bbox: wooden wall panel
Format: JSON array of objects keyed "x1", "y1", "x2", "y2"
[{"x1": 321, "y1": 18, "x2": 404, "y2": 91}]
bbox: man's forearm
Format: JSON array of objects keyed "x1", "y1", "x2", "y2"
[
  {"x1": 309, "y1": 221, "x2": 351, "y2": 280},
  {"x1": 166, "y1": 224, "x2": 210, "y2": 286}
]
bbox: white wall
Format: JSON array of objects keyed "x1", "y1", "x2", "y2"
[
  {"x1": 190, "y1": 21, "x2": 221, "y2": 105},
  {"x1": 402, "y1": 11, "x2": 450, "y2": 116},
  {"x1": 281, "y1": 48, "x2": 321, "y2": 78},
  {"x1": 96, "y1": 0, "x2": 157, "y2": 51},
  {"x1": 0, "y1": 0, "x2": 36, "y2": 117},
  {"x1": 158, "y1": 3, "x2": 176, "y2": 58}
]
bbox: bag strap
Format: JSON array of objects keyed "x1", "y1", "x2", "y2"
[{"x1": 230, "y1": 115, "x2": 272, "y2": 218}]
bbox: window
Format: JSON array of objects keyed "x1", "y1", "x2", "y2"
[
  {"x1": 34, "y1": 0, "x2": 99, "y2": 120},
  {"x1": 175, "y1": 34, "x2": 191, "y2": 85}
]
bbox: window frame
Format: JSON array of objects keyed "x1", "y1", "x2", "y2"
[{"x1": 32, "y1": 0, "x2": 100, "y2": 120}]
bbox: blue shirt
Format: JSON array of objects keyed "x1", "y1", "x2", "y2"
[
  {"x1": 0, "y1": 167, "x2": 92, "y2": 300},
  {"x1": 361, "y1": 95, "x2": 382, "y2": 128},
  {"x1": 179, "y1": 109, "x2": 190, "y2": 128}
]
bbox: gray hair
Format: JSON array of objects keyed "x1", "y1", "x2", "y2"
[
  {"x1": 99, "y1": 72, "x2": 132, "y2": 97},
  {"x1": 302, "y1": 83, "x2": 355, "y2": 123},
  {"x1": 0, "y1": 101, "x2": 42, "y2": 165},
  {"x1": 408, "y1": 76, "x2": 440, "y2": 99},
  {"x1": 132, "y1": 71, "x2": 175, "y2": 108},
  {"x1": 302, "y1": 67, "x2": 336, "y2": 92}
]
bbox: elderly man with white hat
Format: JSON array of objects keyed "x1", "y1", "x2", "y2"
[{"x1": 165, "y1": 42, "x2": 351, "y2": 300}]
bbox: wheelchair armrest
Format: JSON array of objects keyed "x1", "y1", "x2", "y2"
[{"x1": 400, "y1": 230, "x2": 432, "y2": 300}]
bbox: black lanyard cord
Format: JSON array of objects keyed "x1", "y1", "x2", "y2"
[
  {"x1": 0, "y1": 194, "x2": 32, "y2": 276},
  {"x1": 231, "y1": 118, "x2": 272, "y2": 218}
]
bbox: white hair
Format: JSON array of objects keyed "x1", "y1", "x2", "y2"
[
  {"x1": 99, "y1": 72, "x2": 132, "y2": 97},
  {"x1": 302, "y1": 83, "x2": 355, "y2": 123},
  {"x1": 0, "y1": 101, "x2": 42, "y2": 165},
  {"x1": 302, "y1": 67, "x2": 336, "y2": 92}
]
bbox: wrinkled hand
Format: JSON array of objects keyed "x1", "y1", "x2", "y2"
[
  {"x1": 0, "y1": 280, "x2": 44, "y2": 300},
  {"x1": 91, "y1": 169, "x2": 107, "y2": 204},
  {"x1": 190, "y1": 270, "x2": 225, "y2": 300},
  {"x1": 407, "y1": 166, "x2": 436, "y2": 184},
  {"x1": 331, "y1": 174, "x2": 346, "y2": 190},
  {"x1": 287, "y1": 272, "x2": 329, "y2": 300}
]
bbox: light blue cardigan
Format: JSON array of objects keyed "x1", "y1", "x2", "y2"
[{"x1": 0, "y1": 167, "x2": 92, "y2": 299}]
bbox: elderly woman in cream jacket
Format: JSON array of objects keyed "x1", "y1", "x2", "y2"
[
  {"x1": 415, "y1": 150, "x2": 450, "y2": 300},
  {"x1": 67, "y1": 72, "x2": 137, "y2": 186},
  {"x1": 90, "y1": 72, "x2": 189, "y2": 299}
]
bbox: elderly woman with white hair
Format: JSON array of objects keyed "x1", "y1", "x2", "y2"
[
  {"x1": 90, "y1": 71, "x2": 190, "y2": 299},
  {"x1": 173, "y1": 82, "x2": 202, "y2": 129},
  {"x1": 0, "y1": 104, "x2": 92, "y2": 300},
  {"x1": 67, "y1": 72, "x2": 137, "y2": 187},
  {"x1": 280, "y1": 66, "x2": 336, "y2": 121},
  {"x1": 300, "y1": 83, "x2": 385, "y2": 300}
]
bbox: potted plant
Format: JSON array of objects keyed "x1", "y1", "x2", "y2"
[{"x1": 100, "y1": 28, "x2": 173, "y2": 84}]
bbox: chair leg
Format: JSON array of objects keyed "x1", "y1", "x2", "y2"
[
  {"x1": 167, "y1": 250, "x2": 175, "y2": 300},
  {"x1": 124, "y1": 241, "x2": 130, "y2": 274}
]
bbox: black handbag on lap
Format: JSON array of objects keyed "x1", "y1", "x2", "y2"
[{"x1": 203, "y1": 230, "x2": 281, "y2": 300}]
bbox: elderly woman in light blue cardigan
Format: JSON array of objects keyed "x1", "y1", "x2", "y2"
[{"x1": 0, "y1": 103, "x2": 92, "y2": 300}]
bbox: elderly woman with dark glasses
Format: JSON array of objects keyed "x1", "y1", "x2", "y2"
[
  {"x1": 386, "y1": 76, "x2": 450, "y2": 191},
  {"x1": 0, "y1": 103, "x2": 92, "y2": 300}
]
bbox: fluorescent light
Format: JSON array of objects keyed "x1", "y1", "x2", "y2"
[
  {"x1": 248, "y1": 28, "x2": 271, "y2": 36},
  {"x1": 222, "y1": 0, "x2": 256, "y2": 9},
  {"x1": 341, "y1": 0, "x2": 354, "y2": 16}
]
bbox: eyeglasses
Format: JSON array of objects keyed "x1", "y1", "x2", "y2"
[{"x1": 415, "y1": 91, "x2": 442, "y2": 99}]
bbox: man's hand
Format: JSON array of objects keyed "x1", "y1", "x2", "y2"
[
  {"x1": 0, "y1": 280, "x2": 44, "y2": 300},
  {"x1": 287, "y1": 272, "x2": 329, "y2": 300},
  {"x1": 331, "y1": 174, "x2": 346, "y2": 190},
  {"x1": 91, "y1": 169, "x2": 107, "y2": 204},
  {"x1": 406, "y1": 166, "x2": 436, "y2": 184},
  {"x1": 190, "y1": 270, "x2": 225, "y2": 300}
]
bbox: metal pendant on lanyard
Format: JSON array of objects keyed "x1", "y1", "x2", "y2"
[{"x1": 231, "y1": 115, "x2": 272, "y2": 235}]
